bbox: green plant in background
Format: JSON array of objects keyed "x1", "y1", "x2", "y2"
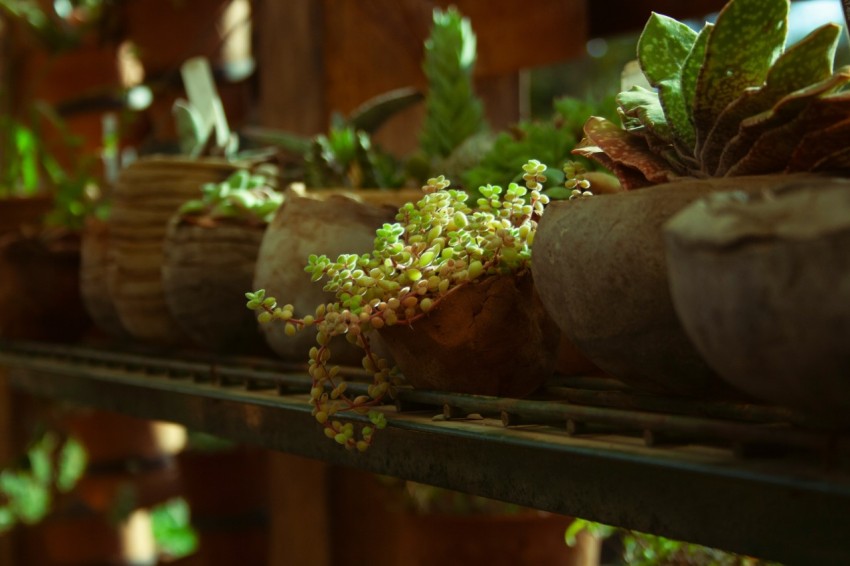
[
  {"x1": 151, "y1": 498, "x2": 198, "y2": 560},
  {"x1": 418, "y1": 7, "x2": 486, "y2": 162},
  {"x1": 0, "y1": 432, "x2": 87, "y2": 532},
  {"x1": 0, "y1": 0, "x2": 114, "y2": 53},
  {"x1": 176, "y1": 168, "x2": 283, "y2": 225},
  {"x1": 462, "y1": 95, "x2": 618, "y2": 196},
  {"x1": 574, "y1": 0, "x2": 850, "y2": 189},
  {"x1": 565, "y1": 519, "x2": 782, "y2": 565},
  {"x1": 246, "y1": 159, "x2": 550, "y2": 451},
  {"x1": 0, "y1": 103, "x2": 103, "y2": 229}
]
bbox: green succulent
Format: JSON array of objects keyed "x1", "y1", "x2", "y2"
[
  {"x1": 247, "y1": 159, "x2": 551, "y2": 452},
  {"x1": 177, "y1": 168, "x2": 283, "y2": 225},
  {"x1": 574, "y1": 0, "x2": 850, "y2": 189},
  {"x1": 419, "y1": 6, "x2": 487, "y2": 161}
]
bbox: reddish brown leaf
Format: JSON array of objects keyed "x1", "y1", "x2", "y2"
[{"x1": 787, "y1": 117, "x2": 850, "y2": 172}]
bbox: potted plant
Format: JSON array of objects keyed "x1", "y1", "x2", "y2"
[
  {"x1": 247, "y1": 159, "x2": 556, "y2": 451},
  {"x1": 532, "y1": 0, "x2": 850, "y2": 395},
  {"x1": 162, "y1": 167, "x2": 283, "y2": 354}
]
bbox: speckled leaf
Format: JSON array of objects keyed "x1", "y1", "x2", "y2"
[
  {"x1": 692, "y1": 0, "x2": 789, "y2": 151},
  {"x1": 677, "y1": 23, "x2": 713, "y2": 152},
  {"x1": 571, "y1": 139, "x2": 654, "y2": 190},
  {"x1": 638, "y1": 13, "x2": 698, "y2": 85},
  {"x1": 573, "y1": 117, "x2": 675, "y2": 186},
  {"x1": 725, "y1": 92, "x2": 850, "y2": 175},
  {"x1": 700, "y1": 23, "x2": 841, "y2": 174},
  {"x1": 637, "y1": 13, "x2": 701, "y2": 152},
  {"x1": 716, "y1": 67, "x2": 850, "y2": 175},
  {"x1": 812, "y1": 145, "x2": 850, "y2": 172},
  {"x1": 617, "y1": 86, "x2": 673, "y2": 142},
  {"x1": 787, "y1": 116, "x2": 850, "y2": 172}
]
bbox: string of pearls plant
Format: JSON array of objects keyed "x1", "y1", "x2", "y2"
[{"x1": 247, "y1": 159, "x2": 572, "y2": 451}]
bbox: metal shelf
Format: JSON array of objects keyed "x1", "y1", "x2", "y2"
[{"x1": 2, "y1": 340, "x2": 849, "y2": 565}]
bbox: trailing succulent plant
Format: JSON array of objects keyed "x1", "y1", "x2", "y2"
[
  {"x1": 574, "y1": 0, "x2": 850, "y2": 189},
  {"x1": 177, "y1": 168, "x2": 283, "y2": 227},
  {"x1": 246, "y1": 159, "x2": 551, "y2": 451}
]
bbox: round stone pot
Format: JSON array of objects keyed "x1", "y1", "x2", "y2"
[
  {"x1": 378, "y1": 273, "x2": 559, "y2": 398},
  {"x1": 531, "y1": 175, "x2": 801, "y2": 396},
  {"x1": 664, "y1": 176, "x2": 850, "y2": 426},
  {"x1": 253, "y1": 187, "x2": 420, "y2": 366},
  {"x1": 163, "y1": 216, "x2": 269, "y2": 354}
]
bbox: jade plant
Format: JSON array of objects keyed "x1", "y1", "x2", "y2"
[
  {"x1": 574, "y1": 0, "x2": 850, "y2": 189},
  {"x1": 176, "y1": 168, "x2": 283, "y2": 227},
  {"x1": 246, "y1": 159, "x2": 551, "y2": 451}
]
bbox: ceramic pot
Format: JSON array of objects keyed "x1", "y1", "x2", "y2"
[
  {"x1": 163, "y1": 216, "x2": 269, "y2": 354},
  {"x1": 107, "y1": 156, "x2": 241, "y2": 346},
  {"x1": 378, "y1": 273, "x2": 559, "y2": 397},
  {"x1": 665, "y1": 176, "x2": 850, "y2": 425},
  {"x1": 531, "y1": 175, "x2": 798, "y2": 396},
  {"x1": 253, "y1": 187, "x2": 420, "y2": 365}
]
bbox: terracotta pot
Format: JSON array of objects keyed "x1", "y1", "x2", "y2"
[
  {"x1": 107, "y1": 156, "x2": 241, "y2": 346},
  {"x1": 379, "y1": 273, "x2": 559, "y2": 397},
  {"x1": 80, "y1": 216, "x2": 132, "y2": 340},
  {"x1": 253, "y1": 187, "x2": 420, "y2": 365},
  {"x1": 0, "y1": 195, "x2": 52, "y2": 237},
  {"x1": 0, "y1": 228, "x2": 91, "y2": 342},
  {"x1": 665, "y1": 176, "x2": 850, "y2": 426},
  {"x1": 162, "y1": 217, "x2": 269, "y2": 354},
  {"x1": 531, "y1": 175, "x2": 797, "y2": 396}
]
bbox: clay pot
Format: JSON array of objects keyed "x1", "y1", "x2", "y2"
[
  {"x1": 379, "y1": 273, "x2": 559, "y2": 397},
  {"x1": 0, "y1": 195, "x2": 52, "y2": 237},
  {"x1": 107, "y1": 156, "x2": 241, "y2": 346},
  {"x1": 80, "y1": 216, "x2": 131, "y2": 340},
  {"x1": 665, "y1": 177, "x2": 850, "y2": 425},
  {"x1": 162, "y1": 217, "x2": 269, "y2": 354},
  {"x1": 253, "y1": 187, "x2": 420, "y2": 365},
  {"x1": 531, "y1": 175, "x2": 798, "y2": 396}
]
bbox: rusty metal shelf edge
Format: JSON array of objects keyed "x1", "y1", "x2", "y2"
[{"x1": 1, "y1": 349, "x2": 849, "y2": 565}]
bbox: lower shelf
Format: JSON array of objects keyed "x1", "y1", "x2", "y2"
[{"x1": 1, "y1": 340, "x2": 849, "y2": 565}]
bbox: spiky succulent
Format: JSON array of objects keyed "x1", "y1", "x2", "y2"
[{"x1": 574, "y1": 0, "x2": 850, "y2": 189}]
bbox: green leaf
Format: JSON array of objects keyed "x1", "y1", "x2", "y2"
[
  {"x1": 637, "y1": 13, "x2": 698, "y2": 85},
  {"x1": 700, "y1": 23, "x2": 841, "y2": 174},
  {"x1": 678, "y1": 23, "x2": 713, "y2": 151},
  {"x1": 617, "y1": 86, "x2": 672, "y2": 142},
  {"x1": 692, "y1": 0, "x2": 789, "y2": 151},
  {"x1": 717, "y1": 66, "x2": 850, "y2": 174}
]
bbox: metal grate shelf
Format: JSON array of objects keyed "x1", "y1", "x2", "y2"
[{"x1": 1, "y1": 339, "x2": 849, "y2": 565}]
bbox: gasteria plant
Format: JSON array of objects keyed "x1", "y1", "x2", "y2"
[
  {"x1": 574, "y1": 0, "x2": 850, "y2": 189},
  {"x1": 176, "y1": 168, "x2": 283, "y2": 226},
  {"x1": 246, "y1": 159, "x2": 551, "y2": 451}
]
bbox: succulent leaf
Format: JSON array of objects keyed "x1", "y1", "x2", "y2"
[
  {"x1": 692, "y1": 0, "x2": 789, "y2": 151},
  {"x1": 700, "y1": 23, "x2": 841, "y2": 173},
  {"x1": 788, "y1": 115, "x2": 850, "y2": 172},
  {"x1": 574, "y1": 117, "x2": 675, "y2": 186},
  {"x1": 725, "y1": 91, "x2": 850, "y2": 176},
  {"x1": 616, "y1": 86, "x2": 672, "y2": 141},
  {"x1": 716, "y1": 66, "x2": 850, "y2": 175}
]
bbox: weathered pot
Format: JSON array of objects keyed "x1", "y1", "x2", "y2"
[
  {"x1": 163, "y1": 216, "x2": 269, "y2": 354},
  {"x1": 80, "y1": 217, "x2": 131, "y2": 341},
  {"x1": 531, "y1": 175, "x2": 800, "y2": 396},
  {"x1": 665, "y1": 177, "x2": 850, "y2": 425},
  {"x1": 379, "y1": 273, "x2": 559, "y2": 397},
  {"x1": 107, "y1": 156, "x2": 241, "y2": 346},
  {"x1": 254, "y1": 187, "x2": 420, "y2": 365}
]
